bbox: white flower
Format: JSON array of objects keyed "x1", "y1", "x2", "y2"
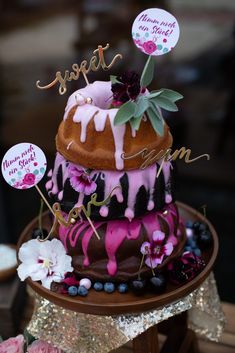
[{"x1": 17, "y1": 238, "x2": 73, "y2": 289}]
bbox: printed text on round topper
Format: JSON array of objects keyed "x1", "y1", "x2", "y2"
[
  {"x1": 1, "y1": 143, "x2": 47, "y2": 189},
  {"x1": 132, "y1": 8, "x2": 180, "y2": 56}
]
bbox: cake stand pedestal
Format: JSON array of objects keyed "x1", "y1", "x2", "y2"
[
  {"x1": 132, "y1": 312, "x2": 198, "y2": 353},
  {"x1": 18, "y1": 202, "x2": 219, "y2": 353}
]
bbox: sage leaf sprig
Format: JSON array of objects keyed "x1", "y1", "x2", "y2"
[
  {"x1": 114, "y1": 88, "x2": 183, "y2": 135},
  {"x1": 113, "y1": 56, "x2": 183, "y2": 135}
]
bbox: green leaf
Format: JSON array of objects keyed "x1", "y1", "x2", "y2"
[
  {"x1": 147, "y1": 106, "x2": 164, "y2": 136},
  {"x1": 160, "y1": 89, "x2": 183, "y2": 102},
  {"x1": 149, "y1": 100, "x2": 163, "y2": 121},
  {"x1": 110, "y1": 75, "x2": 120, "y2": 84},
  {"x1": 148, "y1": 90, "x2": 163, "y2": 99},
  {"x1": 134, "y1": 96, "x2": 149, "y2": 118},
  {"x1": 140, "y1": 56, "x2": 155, "y2": 88},
  {"x1": 151, "y1": 96, "x2": 178, "y2": 112},
  {"x1": 130, "y1": 116, "x2": 142, "y2": 130},
  {"x1": 114, "y1": 100, "x2": 136, "y2": 126}
]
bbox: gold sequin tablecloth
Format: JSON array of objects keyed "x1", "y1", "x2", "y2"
[{"x1": 27, "y1": 273, "x2": 225, "y2": 353}]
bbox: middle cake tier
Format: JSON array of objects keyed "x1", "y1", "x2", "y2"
[{"x1": 46, "y1": 153, "x2": 176, "y2": 221}]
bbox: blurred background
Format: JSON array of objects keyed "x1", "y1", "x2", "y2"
[{"x1": 0, "y1": 0, "x2": 235, "y2": 338}]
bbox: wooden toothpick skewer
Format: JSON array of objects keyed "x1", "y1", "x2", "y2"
[
  {"x1": 35, "y1": 185, "x2": 55, "y2": 217},
  {"x1": 201, "y1": 204, "x2": 207, "y2": 218},
  {"x1": 82, "y1": 71, "x2": 89, "y2": 85},
  {"x1": 83, "y1": 211, "x2": 100, "y2": 240}
]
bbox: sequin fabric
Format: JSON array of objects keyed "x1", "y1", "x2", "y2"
[{"x1": 27, "y1": 273, "x2": 225, "y2": 353}]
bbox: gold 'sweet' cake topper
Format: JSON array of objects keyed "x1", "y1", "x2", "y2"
[{"x1": 36, "y1": 44, "x2": 122, "y2": 95}]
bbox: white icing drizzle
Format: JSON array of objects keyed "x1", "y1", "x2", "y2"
[
  {"x1": 45, "y1": 153, "x2": 68, "y2": 196},
  {"x1": 47, "y1": 154, "x2": 173, "y2": 220},
  {"x1": 124, "y1": 163, "x2": 157, "y2": 220},
  {"x1": 109, "y1": 113, "x2": 126, "y2": 170},
  {"x1": 162, "y1": 160, "x2": 173, "y2": 204},
  {"x1": 76, "y1": 192, "x2": 85, "y2": 208},
  {"x1": 62, "y1": 81, "x2": 127, "y2": 170}
]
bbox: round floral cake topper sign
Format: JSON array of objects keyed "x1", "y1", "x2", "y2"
[
  {"x1": 1, "y1": 143, "x2": 47, "y2": 190},
  {"x1": 132, "y1": 8, "x2": 180, "y2": 56}
]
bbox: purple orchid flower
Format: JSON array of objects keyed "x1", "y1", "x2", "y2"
[
  {"x1": 140, "y1": 230, "x2": 173, "y2": 269},
  {"x1": 68, "y1": 164, "x2": 97, "y2": 195}
]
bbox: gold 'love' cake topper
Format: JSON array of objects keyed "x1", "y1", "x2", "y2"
[
  {"x1": 36, "y1": 44, "x2": 122, "y2": 95},
  {"x1": 38, "y1": 186, "x2": 121, "y2": 242}
]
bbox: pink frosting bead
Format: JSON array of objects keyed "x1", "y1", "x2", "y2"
[
  {"x1": 165, "y1": 194, "x2": 172, "y2": 204},
  {"x1": 80, "y1": 278, "x2": 92, "y2": 290},
  {"x1": 75, "y1": 93, "x2": 86, "y2": 105},
  {"x1": 186, "y1": 228, "x2": 193, "y2": 238}
]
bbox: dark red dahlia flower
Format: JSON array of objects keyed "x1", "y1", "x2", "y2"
[{"x1": 111, "y1": 71, "x2": 141, "y2": 106}]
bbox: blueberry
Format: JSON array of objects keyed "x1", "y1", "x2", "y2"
[
  {"x1": 193, "y1": 248, "x2": 202, "y2": 257},
  {"x1": 32, "y1": 228, "x2": 48, "y2": 239},
  {"x1": 197, "y1": 230, "x2": 212, "y2": 250},
  {"x1": 77, "y1": 285, "x2": 88, "y2": 297},
  {"x1": 192, "y1": 222, "x2": 201, "y2": 234},
  {"x1": 104, "y1": 282, "x2": 115, "y2": 293},
  {"x1": 68, "y1": 286, "x2": 78, "y2": 296},
  {"x1": 185, "y1": 220, "x2": 194, "y2": 229},
  {"x1": 149, "y1": 274, "x2": 167, "y2": 293},
  {"x1": 93, "y1": 282, "x2": 103, "y2": 291},
  {"x1": 188, "y1": 239, "x2": 196, "y2": 248},
  {"x1": 198, "y1": 223, "x2": 208, "y2": 233},
  {"x1": 130, "y1": 280, "x2": 146, "y2": 295},
  {"x1": 118, "y1": 283, "x2": 128, "y2": 294},
  {"x1": 193, "y1": 222, "x2": 207, "y2": 235},
  {"x1": 185, "y1": 246, "x2": 192, "y2": 252}
]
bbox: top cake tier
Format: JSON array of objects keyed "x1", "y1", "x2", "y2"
[{"x1": 56, "y1": 81, "x2": 173, "y2": 171}]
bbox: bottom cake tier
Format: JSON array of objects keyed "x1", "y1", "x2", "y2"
[{"x1": 57, "y1": 203, "x2": 186, "y2": 282}]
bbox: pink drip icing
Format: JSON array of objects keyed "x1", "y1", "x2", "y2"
[
  {"x1": 45, "y1": 180, "x2": 52, "y2": 191},
  {"x1": 127, "y1": 219, "x2": 142, "y2": 239},
  {"x1": 166, "y1": 194, "x2": 172, "y2": 203},
  {"x1": 76, "y1": 192, "x2": 85, "y2": 207},
  {"x1": 159, "y1": 204, "x2": 178, "y2": 245},
  {"x1": 82, "y1": 222, "x2": 104, "y2": 266},
  {"x1": 147, "y1": 200, "x2": 154, "y2": 211},
  {"x1": 124, "y1": 164, "x2": 157, "y2": 220},
  {"x1": 162, "y1": 161, "x2": 172, "y2": 203},
  {"x1": 100, "y1": 206, "x2": 109, "y2": 217},
  {"x1": 46, "y1": 153, "x2": 68, "y2": 197},
  {"x1": 58, "y1": 190, "x2": 63, "y2": 201},
  {"x1": 48, "y1": 154, "x2": 174, "y2": 221},
  {"x1": 96, "y1": 170, "x2": 124, "y2": 217},
  {"x1": 105, "y1": 220, "x2": 141, "y2": 276},
  {"x1": 69, "y1": 222, "x2": 89, "y2": 248},
  {"x1": 59, "y1": 204, "x2": 180, "y2": 277},
  {"x1": 142, "y1": 212, "x2": 161, "y2": 241}
]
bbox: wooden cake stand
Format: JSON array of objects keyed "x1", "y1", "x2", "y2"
[{"x1": 17, "y1": 202, "x2": 218, "y2": 353}]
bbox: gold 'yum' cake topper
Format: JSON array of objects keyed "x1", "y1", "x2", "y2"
[
  {"x1": 36, "y1": 44, "x2": 122, "y2": 95},
  {"x1": 122, "y1": 147, "x2": 210, "y2": 177}
]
